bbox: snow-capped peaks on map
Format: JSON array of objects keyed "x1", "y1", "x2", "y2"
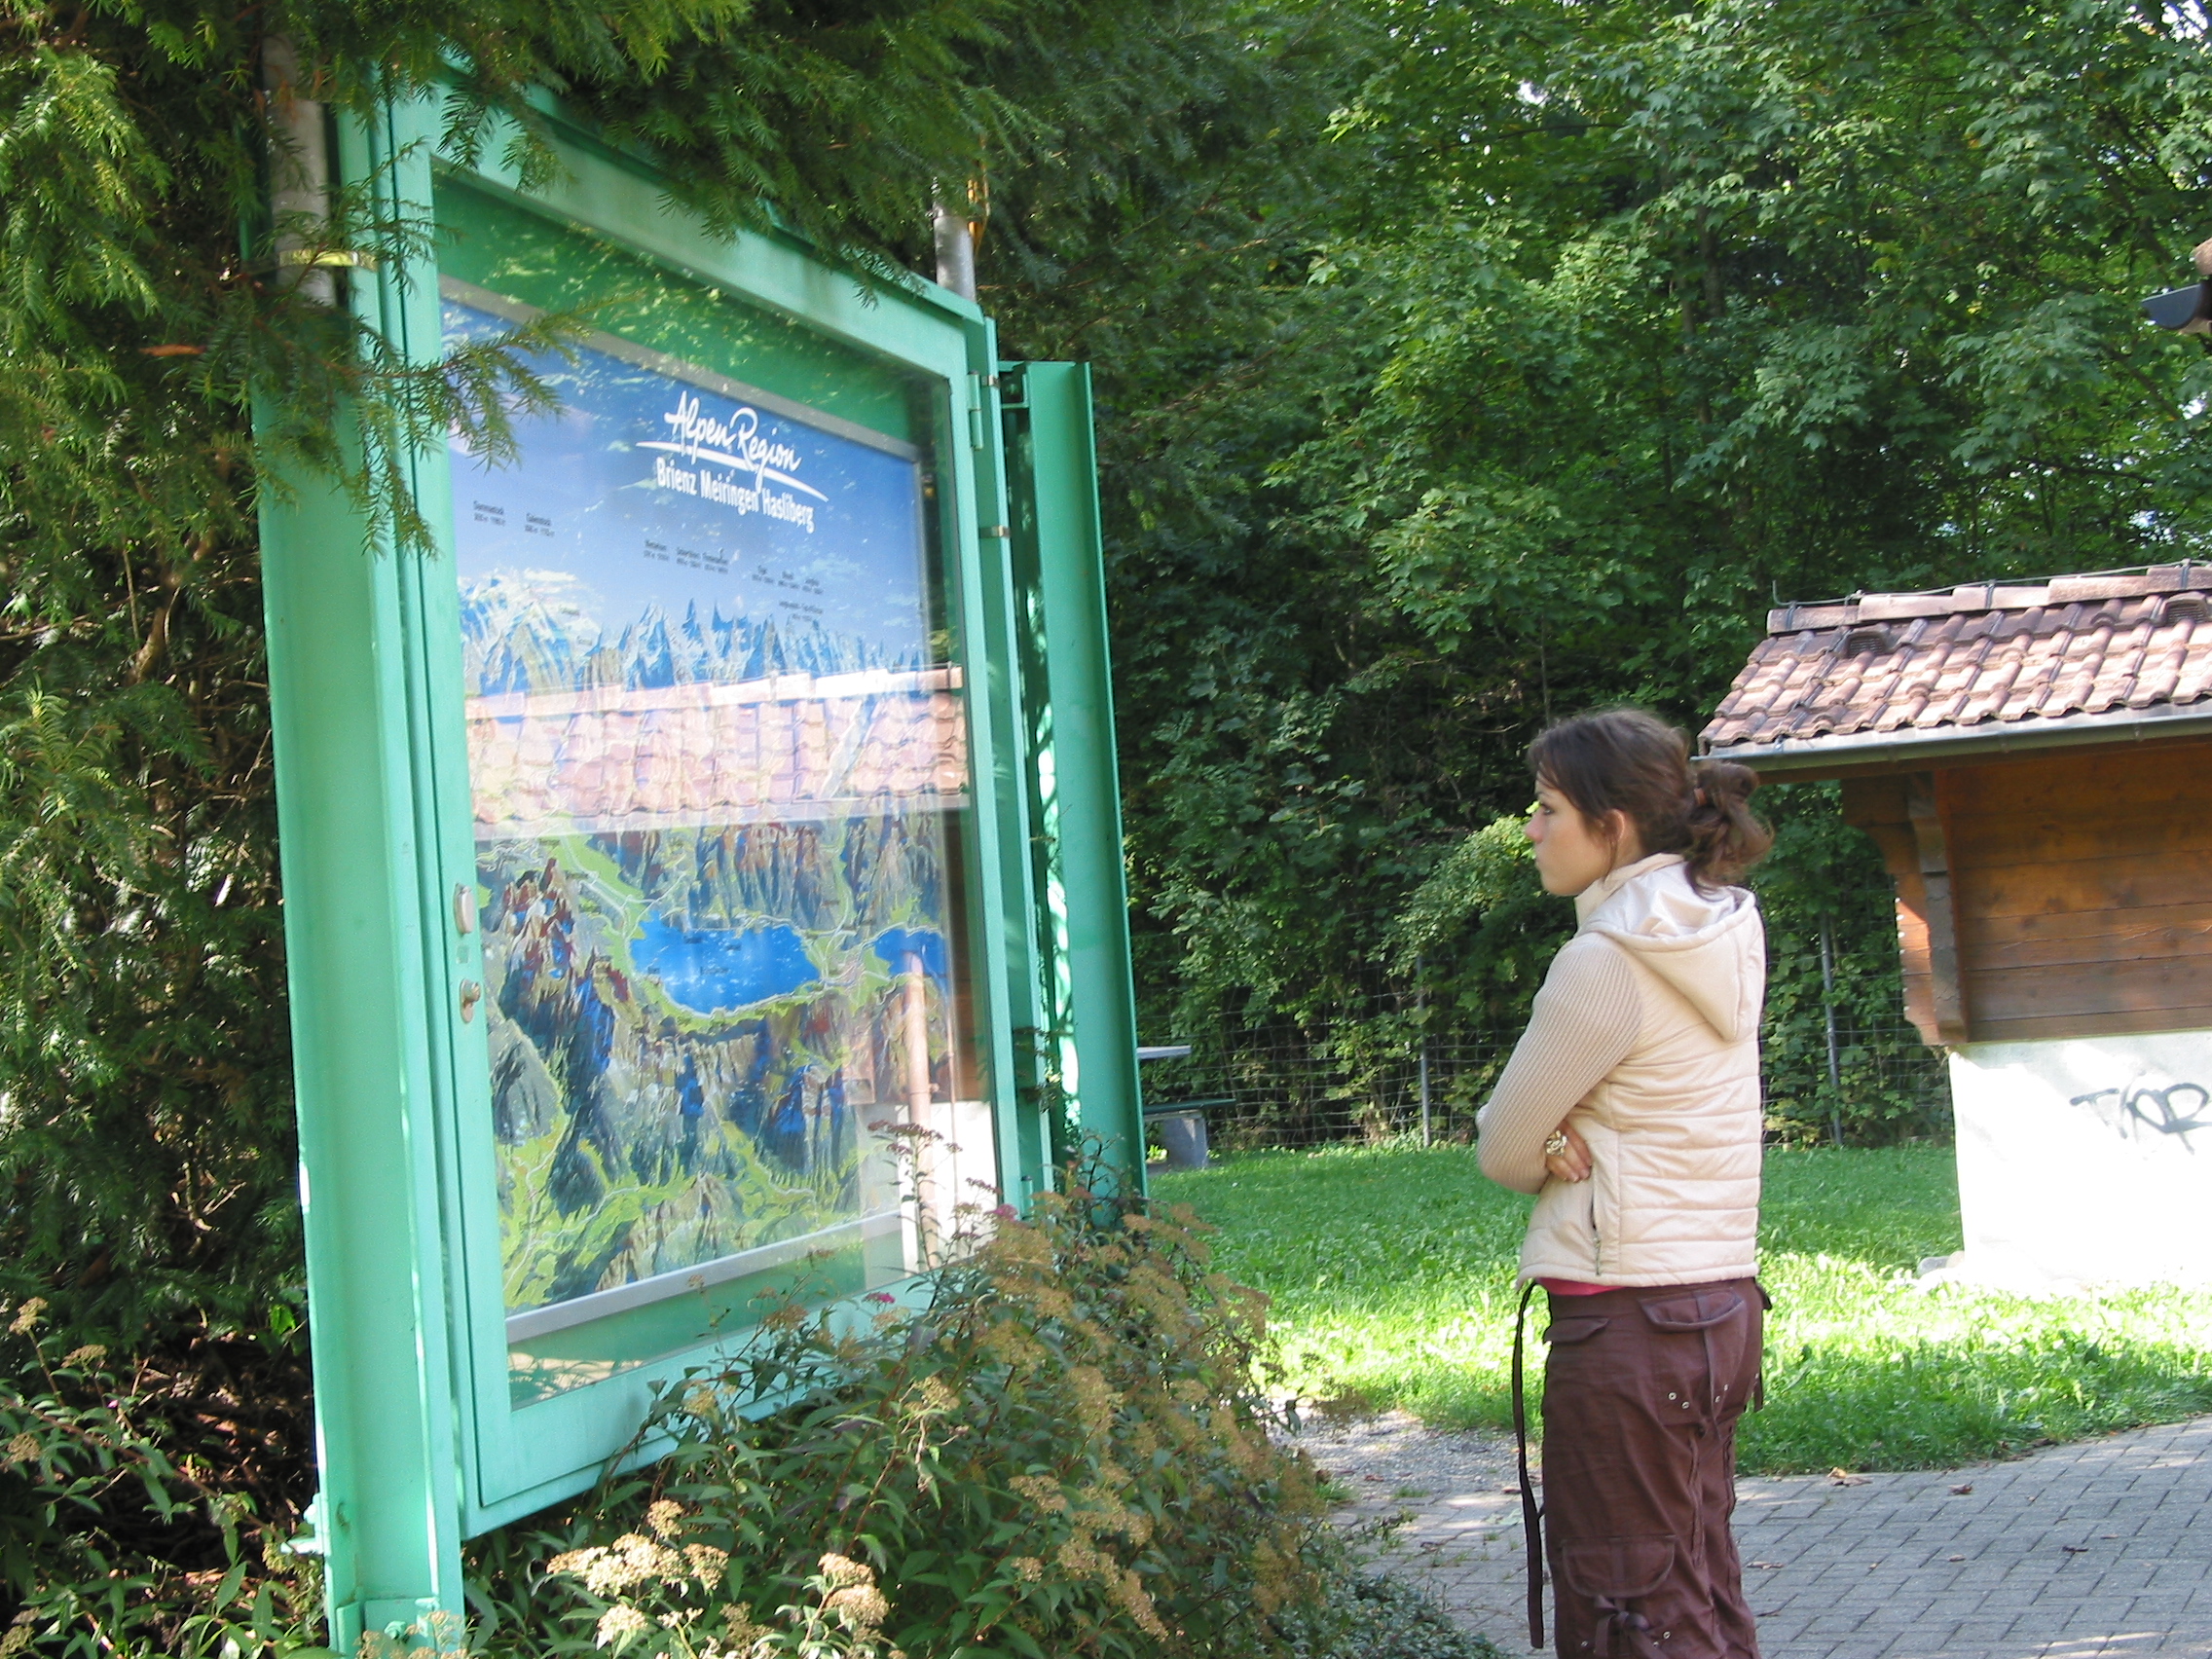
[
  {"x1": 459, "y1": 574, "x2": 903, "y2": 700},
  {"x1": 439, "y1": 288, "x2": 965, "y2": 1351}
]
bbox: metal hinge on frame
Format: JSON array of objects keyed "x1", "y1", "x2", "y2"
[{"x1": 966, "y1": 372, "x2": 992, "y2": 451}]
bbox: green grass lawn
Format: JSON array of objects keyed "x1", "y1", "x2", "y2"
[{"x1": 1154, "y1": 1141, "x2": 2212, "y2": 1474}]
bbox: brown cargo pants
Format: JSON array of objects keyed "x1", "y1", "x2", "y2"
[{"x1": 1523, "y1": 1279, "x2": 1765, "y2": 1659}]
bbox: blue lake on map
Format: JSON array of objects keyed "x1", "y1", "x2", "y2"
[
  {"x1": 872, "y1": 927, "x2": 947, "y2": 983},
  {"x1": 632, "y1": 913, "x2": 820, "y2": 1014}
]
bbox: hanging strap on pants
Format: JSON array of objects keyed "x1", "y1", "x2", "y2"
[{"x1": 1513, "y1": 1279, "x2": 1544, "y2": 1649}]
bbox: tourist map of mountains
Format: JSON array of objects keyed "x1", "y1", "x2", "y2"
[{"x1": 443, "y1": 293, "x2": 970, "y2": 1347}]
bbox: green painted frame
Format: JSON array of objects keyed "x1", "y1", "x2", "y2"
[
  {"x1": 1004, "y1": 363, "x2": 1146, "y2": 1184},
  {"x1": 256, "y1": 93, "x2": 1129, "y2": 1650},
  {"x1": 419, "y1": 124, "x2": 1035, "y2": 1540}
]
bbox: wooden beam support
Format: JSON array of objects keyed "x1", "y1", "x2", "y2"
[
  {"x1": 1905, "y1": 774, "x2": 1970, "y2": 1044},
  {"x1": 1840, "y1": 773, "x2": 1968, "y2": 1047}
]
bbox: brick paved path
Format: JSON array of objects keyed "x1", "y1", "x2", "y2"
[{"x1": 1300, "y1": 1412, "x2": 2212, "y2": 1658}]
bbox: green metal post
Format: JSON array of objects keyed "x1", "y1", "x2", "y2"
[
  {"x1": 1005, "y1": 363, "x2": 1144, "y2": 1189},
  {"x1": 257, "y1": 98, "x2": 464, "y2": 1650},
  {"x1": 956, "y1": 328, "x2": 1053, "y2": 1205}
]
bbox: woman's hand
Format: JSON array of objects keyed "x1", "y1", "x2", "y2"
[{"x1": 1543, "y1": 1121, "x2": 1592, "y2": 1184}]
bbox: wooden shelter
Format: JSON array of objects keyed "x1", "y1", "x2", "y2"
[{"x1": 1701, "y1": 565, "x2": 2212, "y2": 1288}]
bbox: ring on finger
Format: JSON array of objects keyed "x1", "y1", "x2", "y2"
[{"x1": 1543, "y1": 1130, "x2": 1570, "y2": 1158}]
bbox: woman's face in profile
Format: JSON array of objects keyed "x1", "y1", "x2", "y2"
[{"x1": 1527, "y1": 778, "x2": 1619, "y2": 897}]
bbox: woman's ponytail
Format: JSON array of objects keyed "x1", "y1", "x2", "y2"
[{"x1": 1684, "y1": 757, "x2": 1772, "y2": 888}]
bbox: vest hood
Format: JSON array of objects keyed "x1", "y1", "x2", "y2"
[{"x1": 1572, "y1": 853, "x2": 1765, "y2": 1044}]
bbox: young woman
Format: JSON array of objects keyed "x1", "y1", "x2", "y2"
[{"x1": 1477, "y1": 707, "x2": 1773, "y2": 1659}]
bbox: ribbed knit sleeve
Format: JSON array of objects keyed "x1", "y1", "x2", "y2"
[{"x1": 1476, "y1": 936, "x2": 1642, "y2": 1195}]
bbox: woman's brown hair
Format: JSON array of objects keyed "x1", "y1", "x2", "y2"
[{"x1": 1528, "y1": 707, "x2": 1772, "y2": 890}]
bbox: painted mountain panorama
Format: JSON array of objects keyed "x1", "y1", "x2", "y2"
[{"x1": 443, "y1": 289, "x2": 977, "y2": 1332}]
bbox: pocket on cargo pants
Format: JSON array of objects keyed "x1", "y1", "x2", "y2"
[
  {"x1": 1637, "y1": 1286, "x2": 1753, "y2": 1428},
  {"x1": 1558, "y1": 1535, "x2": 1677, "y2": 1659}
]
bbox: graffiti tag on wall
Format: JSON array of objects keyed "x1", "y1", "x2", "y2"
[{"x1": 2070, "y1": 1082, "x2": 2212, "y2": 1152}]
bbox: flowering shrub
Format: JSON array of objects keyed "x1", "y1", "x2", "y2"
[
  {"x1": 478, "y1": 1174, "x2": 1334, "y2": 1658},
  {"x1": 538, "y1": 1512, "x2": 900, "y2": 1659},
  {"x1": 4, "y1": 1162, "x2": 1460, "y2": 1658}
]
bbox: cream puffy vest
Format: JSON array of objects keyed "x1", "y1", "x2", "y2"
[{"x1": 1519, "y1": 854, "x2": 1766, "y2": 1287}]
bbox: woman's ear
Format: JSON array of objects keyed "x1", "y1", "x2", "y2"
[{"x1": 1604, "y1": 809, "x2": 1641, "y2": 860}]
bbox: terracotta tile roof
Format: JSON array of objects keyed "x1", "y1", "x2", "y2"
[
  {"x1": 1701, "y1": 565, "x2": 2212, "y2": 759},
  {"x1": 465, "y1": 666, "x2": 970, "y2": 837}
]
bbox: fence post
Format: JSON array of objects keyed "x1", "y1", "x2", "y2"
[
  {"x1": 1819, "y1": 916, "x2": 1844, "y2": 1148},
  {"x1": 1419, "y1": 1042, "x2": 1432, "y2": 1146},
  {"x1": 1415, "y1": 954, "x2": 1432, "y2": 1146}
]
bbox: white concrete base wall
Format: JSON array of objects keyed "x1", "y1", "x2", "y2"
[{"x1": 1946, "y1": 1027, "x2": 2212, "y2": 1290}]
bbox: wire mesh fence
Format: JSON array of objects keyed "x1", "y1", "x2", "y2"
[
  {"x1": 1136, "y1": 1021, "x2": 1507, "y2": 1153},
  {"x1": 1136, "y1": 917, "x2": 1953, "y2": 1156}
]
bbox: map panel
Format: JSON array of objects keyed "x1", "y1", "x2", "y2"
[{"x1": 441, "y1": 286, "x2": 979, "y2": 1365}]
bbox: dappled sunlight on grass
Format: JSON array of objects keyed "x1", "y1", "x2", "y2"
[{"x1": 1156, "y1": 1141, "x2": 2212, "y2": 1473}]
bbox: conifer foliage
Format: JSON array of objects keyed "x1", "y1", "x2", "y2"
[
  {"x1": 0, "y1": 0, "x2": 1235, "y2": 1339},
  {"x1": 0, "y1": 0, "x2": 1288, "y2": 1637}
]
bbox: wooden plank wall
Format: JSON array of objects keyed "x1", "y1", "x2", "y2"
[{"x1": 1841, "y1": 740, "x2": 2212, "y2": 1045}]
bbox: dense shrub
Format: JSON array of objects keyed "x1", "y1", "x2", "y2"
[
  {"x1": 1751, "y1": 784, "x2": 1952, "y2": 1145},
  {"x1": 0, "y1": 1302, "x2": 320, "y2": 1657},
  {"x1": 1188, "y1": 783, "x2": 1947, "y2": 1152},
  {"x1": 4, "y1": 1168, "x2": 1486, "y2": 1658},
  {"x1": 472, "y1": 1179, "x2": 1331, "y2": 1658}
]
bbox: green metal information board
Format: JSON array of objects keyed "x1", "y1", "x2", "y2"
[{"x1": 256, "y1": 96, "x2": 1139, "y2": 1651}]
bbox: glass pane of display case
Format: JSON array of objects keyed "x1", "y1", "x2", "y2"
[{"x1": 438, "y1": 276, "x2": 995, "y2": 1405}]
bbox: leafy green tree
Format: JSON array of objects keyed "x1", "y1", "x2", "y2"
[
  {"x1": 1018, "y1": 0, "x2": 2212, "y2": 1114},
  {"x1": 1305, "y1": 0, "x2": 2212, "y2": 694}
]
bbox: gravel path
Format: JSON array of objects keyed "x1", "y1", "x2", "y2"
[{"x1": 1292, "y1": 1410, "x2": 2212, "y2": 1658}]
